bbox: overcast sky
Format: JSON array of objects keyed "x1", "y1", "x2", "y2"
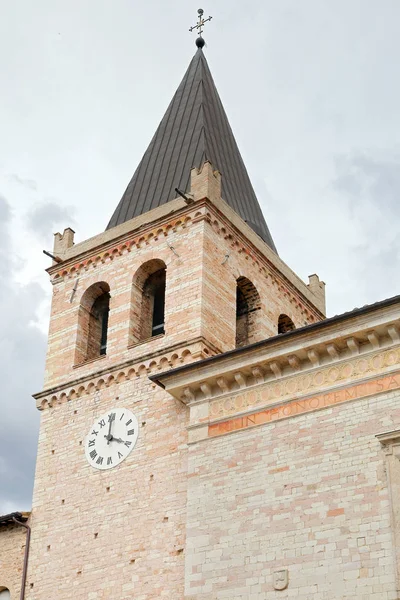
[{"x1": 0, "y1": 0, "x2": 399, "y2": 512}]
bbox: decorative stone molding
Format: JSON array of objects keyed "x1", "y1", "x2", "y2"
[
  {"x1": 377, "y1": 429, "x2": 400, "y2": 592},
  {"x1": 388, "y1": 325, "x2": 400, "y2": 343},
  {"x1": 49, "y1": 198, "x2": 323, "y2": 323},
  {"x1": 33, "y1": 338, "x2": 215, "y2": 411},
  {"x1": 50, "y1": 215, "x2": 194, "y2": 282},
  {"x1": 151, "y1": 305, "x2": 400, "y2": 437},
  {"x1": 207, "y1": 350, "x2": 400, "y2": 422},
  {"x1": 163, "y1": 322, "x2": 400, "y2": 407},
  {"x1": 346, "y1": 337, "x2": 359, "y2": 356},
  {"x1": 207, "y1": 371, "x2": 400, "y2": 440}
]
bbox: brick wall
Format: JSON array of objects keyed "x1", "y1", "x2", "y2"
[
  {"x1": 0, "y1": 524, "x2": 26, "y2": 599},
  {"x1": 26, "y1": 376, "x2": 188, "y2": 599},
  {"x1": 43, "y1": 204, "x2": 321, "y2": 390},
  {"x1": 27, "y1": 181, "x2": 325, "y2": 599},
  {"x1": 185, "y1": 390, "x2": 400, "y2": 599}
]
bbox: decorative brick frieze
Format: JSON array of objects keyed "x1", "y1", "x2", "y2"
[
  {"x1": 34, "y1": 338, "x2": 215, "y2": 411},
  {"x1": 50, "y1": 214, "x2": 194, "y2": 283},
  {"x1": 48, "y1": 198, "x2": 323, "y2": 325}
]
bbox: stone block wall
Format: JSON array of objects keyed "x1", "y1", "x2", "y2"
[
  {"x1": 185, "y1": 390, "x2": 400, "y2": 599},
  {"x1": 27, "y1": 180, "x2": 326, "y2": 599},
  {"x1": 27, "y1": 375, "x2": 188, "y2": 599},
  {"x1": 43, "y1": 216, "x2": 206, "y2": 389},
  {"x1": 0, "y1": 524, "x2": 26, "y2": 599},
  {"x1": 200, "y1": 216, "x2": 321, "y2": 353},
  {"x1": 43, "y1": 200, "x2": 322, "y2": 391}
]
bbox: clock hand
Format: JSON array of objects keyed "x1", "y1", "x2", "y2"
[
  {"x1": 111, "y1": 437, "x2": 125, "y2": 444},
  {"x1": 105, "y1": 413, "x2": 115, "y2": 444}
]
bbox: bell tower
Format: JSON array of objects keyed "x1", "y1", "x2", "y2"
[{"x1": 27, "y1": 31, "x2": 325, "y2": 600}]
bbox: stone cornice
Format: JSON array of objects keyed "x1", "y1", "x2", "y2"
[
  {"x1": 33, "y1": 337, "x2": 219, "y2": 411},
  {"x1": 48, "y1": 197, "x2": 323, "y2": 324},
  {"x1": 48, "y1": 202, "x2": 196, "y2": 281},
  {"x1": 151, "y1": 302, "x2": 400, "y2": 407},
  {"x1": 376, "y1": 429, "x2": 400, "y2": 446}
]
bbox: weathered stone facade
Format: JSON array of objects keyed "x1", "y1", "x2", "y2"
[
  {"x1": 1, "y1": 44, "x2": 399, "y2": 600},
  {"x1": 156, "y1": 297, "x2": 400, "y2": 599},
  {"x1": 0, "y1": 520, "x2": 28, "y2": 598}
]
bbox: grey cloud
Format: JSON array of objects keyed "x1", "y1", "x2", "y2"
[
  {"x1": 26, "y1": 200, "x2": 75, "y2": 241},
  {"x1": 331, "y1": 151, "x2": 400, "y2": 303},
  {"x1": 353, "y1": 236, "x2": 400, "y2": 302},
  {"x1": 8, "y1": 174, "x2": 37, "y2": 191},
  {"x1": 334, "y1": 153, "x2": 400, "y2": 216},
  {"x1": 0, "y1": 193, "x2": 45, "y2": 513},
  {"x1": 0, "y1": 193, "x2": 11, "y2": 225}
]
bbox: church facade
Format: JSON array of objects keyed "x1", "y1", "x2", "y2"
[{"x1": 1, "y1": 41, "x2": 400, "y2": 600}]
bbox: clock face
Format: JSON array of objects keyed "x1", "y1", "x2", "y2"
[{"x1": 84, "y1": 408, "x2": 139, "y2": 470}]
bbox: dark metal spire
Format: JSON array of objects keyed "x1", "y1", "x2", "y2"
[{"x1": 106, "y1": 43, "x2": 277, "y2": 253}]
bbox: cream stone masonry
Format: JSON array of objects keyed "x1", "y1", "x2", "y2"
[
  {"x1": 151, "y1": 297, "x2": 400, "y2": 599},
  {"x1": 41, "y1": 165, "x2": 324, "y2": 391},
  {"x1": 5, "y1": 38, "x2": 400, "y2": 600},
  {"x1": 50, "y1": 166, "x2": 325, "y2": 316},
  {"x1": 21, "y1": 160, "x2": 327, "y2": 600},
  {"x1": 377, "y1": 429, "x2": 400, "y2": 597},
  {"x1": 26, "y1": 373, "x2": 189, "y2": 599},
  {"x1": 153, "y1": 296, "x2": 400, "y2": 410},
  {"x1": 183, "y1": 389, "x2": 400, "y2": 599},
  {"x1": 0, "y1": 520, "x2": 29, "y2": 598}
]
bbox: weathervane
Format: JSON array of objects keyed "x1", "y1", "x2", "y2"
[{"x1": 189, "y1": 8, "x2": 212, "y2": 48}]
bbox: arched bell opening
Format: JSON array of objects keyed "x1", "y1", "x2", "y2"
[
  {"x1": 130, "y1": 259, "x2": 167, "y2": 345},
  {"x1": 235, "y1": 276, "x2": 261, "y2": 348},
  {"x1": 75, "y1": 282, "x2": 111, "y2": 364},
  {"x1": 278, "y1": 313, "x2": 295, "y2": 334}
]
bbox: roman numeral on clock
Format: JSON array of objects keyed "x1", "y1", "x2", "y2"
[
  {"x1": 90, "y1": 450, "x2": 97, "y2": 460},
  {"x1": 126, "y1": 419, "x2": 132, "y2": 426},
  {"x1": 118, "y1": 451, "x2": 123, "y2": 459},
  {"x1": 88, "y1": 439, "x2": 95, "y2": 447},
  {"x1": 107, "y1": 457, "x2": 113, "y2": 466},
  {"x1": 98, "y1": 419, "x2": 106, "y2": 428},
  {"x1": 125, "y1": 441, "x2": 132, "y2": 447},
  {"x1": 127, "y1": 429, "x2": 135, "y2": 436},
  {"x1": 108, "y1": 412, "x2": 116, "y2": 422},
  {"x1": 96, "y1": 456, "x2": 104, "y2": 465}
]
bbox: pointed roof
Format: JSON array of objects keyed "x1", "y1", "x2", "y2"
[{"x1": 107, "y1": 48, "x2": 277, "y2": 253}]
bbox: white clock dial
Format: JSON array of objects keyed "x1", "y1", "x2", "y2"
[{"x1": 84, "y1": 408, "x2": 139, "y2": 470}]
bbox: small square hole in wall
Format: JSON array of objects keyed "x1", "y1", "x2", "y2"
[
  {"x1": 74, "y1": 410, "x2": 78, "y2": 414},
  {"x1": 61, "y1": 499, "x2": 65, "y2": 505},
  {"x1": 142, "y1": 421, "x2": 146, "y2": 427},
  {"x1": 47, "y1": 545, "x2": 51, "y2": 551},
  {"x1": 94, "y1": 533, "x2": 98, "y2": 539},
  {"x1": 106, "y1": 486, "x2": 110, "y2": 492},
  {"x1": 130, "y1": 558, "x2": 136, "y2": 564},
  {"x1": 30, "y1": 584, "x2": 34, "y2": 589},
  {"x1": 51, "y1": 450, "x2": 55, "y2": 455}
]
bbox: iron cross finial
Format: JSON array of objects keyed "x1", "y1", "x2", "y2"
[{"x1": 189, "y1": 8, "x2": 212, "y2": 47}]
